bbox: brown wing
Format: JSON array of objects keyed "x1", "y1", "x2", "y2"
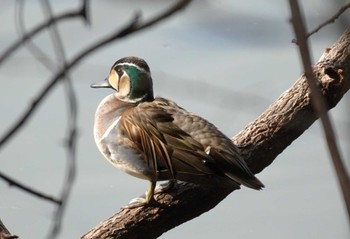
[
  {"x1": 155, "y1": 97, "x2": 264, "y2": 189},
  {"x1": 120, "y1": 102, "x2": 214, "y2": 181},
  {"x1": 205, "y1": 147, "x2": 264, "y2": 189}
]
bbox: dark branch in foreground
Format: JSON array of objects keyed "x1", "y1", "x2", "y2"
[
  {"x1": 81, "y1": 28, "x2": 350, "y2": 239},
  {"x1": 0, "y1": 0, "x2": 89, "y2": 66},
  {"x1": 38, "y1": 0, "x2": 78, "y2": 238},
  {"x1": 289, "y1": 0, "x2": 350, "y2": 222},
  {"x1": 0, "y1": 171, "x2": 61, "y2": 205}
]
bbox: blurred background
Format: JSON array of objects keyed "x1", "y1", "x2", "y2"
[{"x1": 0, "y1": 0, "x2": 349, "y2": 238}]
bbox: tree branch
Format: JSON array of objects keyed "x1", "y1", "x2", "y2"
[
  {"x1": 306, "y1": 2, "x2": 350, "y2": 39},
  {"x1": 291, "y1": 2, "x2": 350, "y2": 44},
  {"x1": 0, "y1": 171, "x2": 61, "y2": 205},
  {"x1": 38, "y1": 0, "x2": 78, "y2": 238},
  {"x1": 81, "y1": 28, "x2": 350, "y2": 239},
  {"x1": 0, "y1": 0, "x2": 89, "y2": 66},
  {"x1": 289, "y1": 0, "x2": 350, "y2": 222}
]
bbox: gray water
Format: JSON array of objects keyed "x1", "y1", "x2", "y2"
[{"x1": 0, "y1": 0, "x2": 349, "y2": 238}]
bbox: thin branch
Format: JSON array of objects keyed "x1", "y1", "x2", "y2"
[
  {"x1": 15, "y1": 0, "x2": 57, "y2": 71},
  {"x1": 0, "y1": 170, "x2": 61, "y2": 205},
  {"x1": 38, "y1": 0, "x2": 78, "y2": 238},
  {"x1": 0, "y1": 0, "x2": 89, "y2": 66},
  {"x1": 292, "y1": 2, "x2": 350, "y2": 43},
  {"x1": 289, "y1": 0, "x2": 350, "y2": 222},
  {"x1": 0, "y1": 0, "x2": 67, "y2": 210},
  {"x1": 0, "y1": 0, "x2": 78, "y2": 208},
  {"x1": 307, "y1": 2, "x2": 350, "y2": 38}
]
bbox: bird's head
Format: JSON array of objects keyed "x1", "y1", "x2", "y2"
[{"x1": 91, "y1": 56, "x2": 154, "y2": 103}]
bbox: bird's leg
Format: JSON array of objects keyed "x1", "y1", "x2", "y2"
[
  {"x1": 145, "y1": 180, "x2": 156, "y2": 203},
  {"x1": 124, "y1": 181, "x2": 156, "y2": 209},
  {"x1": 155, "y1": 179, "x2": 176, "y2": 194}
]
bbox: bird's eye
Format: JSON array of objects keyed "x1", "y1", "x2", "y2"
[{"x1": 116, "y1": 68, "x2": 123, "y2": 76}]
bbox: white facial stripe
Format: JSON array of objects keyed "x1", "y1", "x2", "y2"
[{"x1": 115, "y1": 63, "x2": 150, "y2": 76}]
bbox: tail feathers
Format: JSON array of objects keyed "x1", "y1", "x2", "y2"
[
  {"x1": 224, "y1": 171, "x2": 264, "y2": 190},
  {"x1": 207, "y1": 147, "x2": 264, "y2": 190},
  {"x1": 240, "y1": 175, "x2": 264, "y2": 190}
]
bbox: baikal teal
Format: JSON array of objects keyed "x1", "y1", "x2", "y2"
[{"x1": 91, "y1": 56, "x2": 264, "y2": 208}]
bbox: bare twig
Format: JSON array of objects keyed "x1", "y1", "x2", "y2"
[
  {"x1": 293, "y1": 2, "x2": 350, "y2": 43},
  {"x1": 0, "y1": 0, "x2": 78, "y2": 209},
  {"x1": 0, "y1": 0, "x2": 89, "y2": 66},
  {"x1": 15, "y1": 0, "x2": 57, "y2": 71},
  {"x1": 0, "y1": 170, "x2": 61, "y2": 205},
  {"x1": 307, "y1": 2, "x2": 350, "y2": 38},
  {"x1": 38, "y1": 0, "x2": 78, "y2": 238},
  {"x1": 289, "y1": 0, "x2": 350, "y2": 222}
]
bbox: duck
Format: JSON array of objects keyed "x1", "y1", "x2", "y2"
[{"x1": 91, "y1": 56, "x2": 264, "y2": 208}]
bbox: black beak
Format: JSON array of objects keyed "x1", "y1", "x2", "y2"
[{"x1": 90, "y1": 78, "x2": 111, "y2": 88}]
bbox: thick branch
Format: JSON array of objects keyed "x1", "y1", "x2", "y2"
[{"x1": 81, "y1": 28, "x2": 350, "y2": 239}]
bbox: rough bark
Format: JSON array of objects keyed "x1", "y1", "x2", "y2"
[{"x1": 81, "y1": 28, "x2": 350, "y2": 239}]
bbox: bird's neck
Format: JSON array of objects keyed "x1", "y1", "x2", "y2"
[{"x1": 94, "y1": 94, "x2": 133, "y2": 142}]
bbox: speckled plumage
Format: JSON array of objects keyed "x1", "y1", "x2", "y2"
[{"x1": 92, "y1": 56, "x2": 264, "y2": 207}]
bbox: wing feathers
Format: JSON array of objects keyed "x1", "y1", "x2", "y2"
[
  {"x1": 120, "y1": 100, "x2": 263, "y2": 189},
  {"x1": 121, "y1": 105, "x2": 213, "y2": 180}
]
